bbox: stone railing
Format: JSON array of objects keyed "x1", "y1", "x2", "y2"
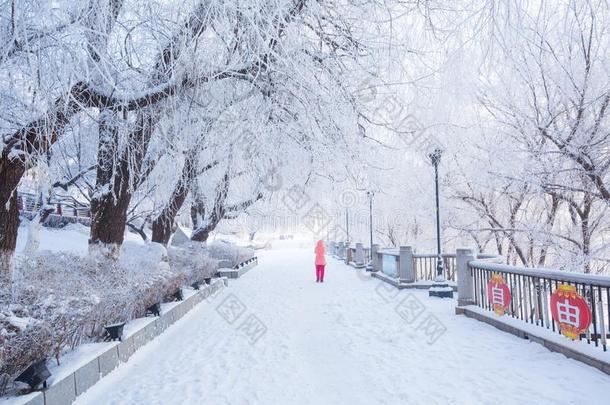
[
  {"x1": 374, "y1": 248, "x2": 458, "y2": 282},
  {"x1": 328, "y1": 241, "x2": 494, "y2": 286},
  {"x1": 330, "y1": 242, "x2": 372, "y2": 268},
  {"x1": 454, "y1": 248, "x2": 610, "y2": 374},
  {"x1": 329, "y1": 240, "x2": 610, "y2": 374},
  {"x1": 455, "y1": 249, "x2": 610, "y2": 349}
]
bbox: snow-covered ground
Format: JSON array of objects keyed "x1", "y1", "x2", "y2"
[
  {"x1": 15, "y1": 222, "x2": 146, "y2": 255},
  {"x1": 74, "y1": 249, "x2": 610, "y2": 405}
]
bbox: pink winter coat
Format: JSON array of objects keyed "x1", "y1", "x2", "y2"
[{"x1": 314, "y1": 240, "x2": 326, "y2": 266}]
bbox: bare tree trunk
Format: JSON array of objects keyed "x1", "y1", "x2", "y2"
[
  {"x1": 190, "y1": 171, "x2": 230, "y2": 243},
  {"x1": 151, "y1": 154, "x2": 195, "y2": 245},
  {"x1": 151, "y1": 151, "x2": 219, "y2": 245},
  {"x1": 89, "y1": 113, "x2": 151, "y2": 258},
  {"x1": 151, "y1": 214, "x2": 174, "y2": 246},
  {"x1": 89, "y1": 187, "x2": 133, "y2": 258},
  {"x1": 0, "y1": 97, "x2": 81, "y2": 276},
  {"x1": 89, "y1": 109, "x2": 121, "y2": 257},
  {"x1": 190, "y1": 198, "x2": 213, "y2": 243},
  {"x1": 0, "y1": 164, "x2": 22, "y2": 280},
  {"x1": 190, "y1": 190, "x2": 262, "y2": 243},
  {"x1": 190, "y1": 226, "x2": 212, "y2": 243}
]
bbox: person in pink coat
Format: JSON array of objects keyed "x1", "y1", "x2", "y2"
[{"x1": 314, "y1": 240, "x2": 326, "y2": 282}]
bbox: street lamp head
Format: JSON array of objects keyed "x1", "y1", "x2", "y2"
[{"x1": 429, "y1": 147, "x2": 443, "y2": 167}]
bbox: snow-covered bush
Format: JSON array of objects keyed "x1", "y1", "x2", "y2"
[
  {"x1": 208, "y1": 241, "x2": 254, "y2": 267},
  {"x1": 129, "y1": 264, "x2": 178, "y2": 316},
  {"x1": 121, "y1": 242, "x2": 195, "y2": 312},
  {"x1": 0, "y1": 311, "x2": 52, "y2": 394},
  {"x1": 7, "y1": 252, "x2": 132, "y2": 367},
  {"x1": 167, "y1": 243, "x2": 219, "y2": 286},
  {"x1": 0, "y1": 239, "x2": 224, "y2": 394},
  {"x1": 0, "y1": 253, "x2": 135, "y2": 394}
]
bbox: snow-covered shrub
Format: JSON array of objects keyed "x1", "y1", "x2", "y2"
[
  {"x1": 10, "y1": 252, "x2": 132, "y2": 363},
  {"x1": 129, "y1": 262, "x2": 182, "y2": 315},
  {"x1": 121, "y1": 242, "x2": 185, "y2": 313},
  {"x1": 0, "y1": 239, "x2": 235, "y2": 394},
  {"x1": 167, "y1": 243, "x2": 219, "y2": 286},
  {"x1": 208, "y1": 240, "x2": 254, "y2": 267},
  {"x1": 0, "y1": 311, "x2": 52, "y2": 395},
  {"x1": 120, "y1": 241, "x2": 168, "y2": 273},
  {"x1": 1, "y1": 252, "x2": 134, "y2": 393}
]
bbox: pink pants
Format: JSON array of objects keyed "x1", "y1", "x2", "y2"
[{"x1": 316, "y1": 265, "x2": 325, "y2": 281}]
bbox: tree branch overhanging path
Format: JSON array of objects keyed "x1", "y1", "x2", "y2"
[{"x1": 0, "y1": 0, "x2": 609, "y2": 278}]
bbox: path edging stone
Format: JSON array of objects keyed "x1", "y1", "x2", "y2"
[{"x1": 217, "y1": 258, "x2": 258, "y2": 279}]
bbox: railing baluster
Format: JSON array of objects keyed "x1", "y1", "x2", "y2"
[
  {"x1": 477, "y1": 268, "x2": 482, "y2": 308},
  {"x1": 542, "y1": 278, "x2": 550, "y2": 329},
  {"x1": 423, "y1": 257, "x2": 427, "y2": 279},
  {"x1": 606, "y1": 288, "x2": 610, "y2": 332},
  {"x1": 575, "y1": 284, "x2": 585, "y2": 342},
  {"x1": 555, "y1": 280, "x2": 562, "y2": 335},
  {"x1": 597, "y1": 289, "x2": 607, "y2": 351},
  {"x1": 590, "y1": 284, "x2": 598, "y2": 347},
  {"x1": 517, "y1": 275, "x2": 523, "y2": 321},
  {"x1": 486, "y1": 270, "x2": 491, "y2": 311},
  {"x1": 473, "y1": 267, "x2": 479, "y2": 306},
  {"x1": 480, "y1": 268, "x2": 485, "y2": 310},
  {"x1": 422, "y1": 257, "x2": 425, "y2": 280},
  {"x1": 509, "y1": 273, "x2": 515, "y2": 318},
  {"x1": 532, "y1": 278, "x2": 540, "y2": 326},
  {"x1": 525, "y1": 276, "x2": 531, "y2": 324},
  {"x1": 479, "y1": 267, "x2": 483, "y2": 307},
  {"x1": 484, "y1": 268, "x2": 488, "y2": 309},
  {"x1": 475, "y1": 267, "x2": 480, "y2": 307}
]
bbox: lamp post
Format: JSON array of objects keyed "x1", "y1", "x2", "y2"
[
  {"x1": 366, "y1": 190, "x2": 374, "y2": 271},
  {"x1": 428, "y1": 148, "x2": 453, "y2": 298},
  {"x1": 345, "y1": 208, "x2": 350, "y2": 244},
  {"x1": 345, "y1": 207, "x2": 351, "y2": 264}
]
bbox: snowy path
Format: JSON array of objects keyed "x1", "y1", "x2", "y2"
[{"x1": 75, "y1": 249, "x2": 609, "y2": 405}]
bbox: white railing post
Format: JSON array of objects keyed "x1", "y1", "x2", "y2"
[
  {"x1": 345, "y1": 243, "x2": 352, "y2": 264},
  {"x1": 456, "y1": 248, "x2": 476, "y2": 306},
  {"x1": 354, "y1": 243, "x2": 365, "y2": 267},
  {"x1": 398, "y1": 246, "x2": 415, "y2": 283},
  {"x1": 371, "y1": 244, "x2": 380, "y2": 272}
]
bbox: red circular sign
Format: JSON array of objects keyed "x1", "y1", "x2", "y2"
[
  {"x1": 550, "y1": 284, "x2": 592, "y2": 340},
  {"x1": 487, "y1": 273, "x2": 511, "y2": 316}
]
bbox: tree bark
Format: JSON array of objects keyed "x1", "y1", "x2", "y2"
[
  {"x1": 190, "y1": 171, "x2": 230, "y2": 243},
  {"x1": 89, "y1": 113, "x2": 152, "y2": 257},
  {"x1": 151, "y1": 152, "x2": 196, "y2": 245},
  {"x1": 0, "y1": 164, "x2": 23, "y2": 279},
  {"x1": 190, "y1": 195, "x2": 210, "y2": 242},
  {"x1": 190, "y1": 221, "x2": 214, "y2": 243},
  {"x1": 190, "y1": 184, "x2": 262, "y2": 243}
]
